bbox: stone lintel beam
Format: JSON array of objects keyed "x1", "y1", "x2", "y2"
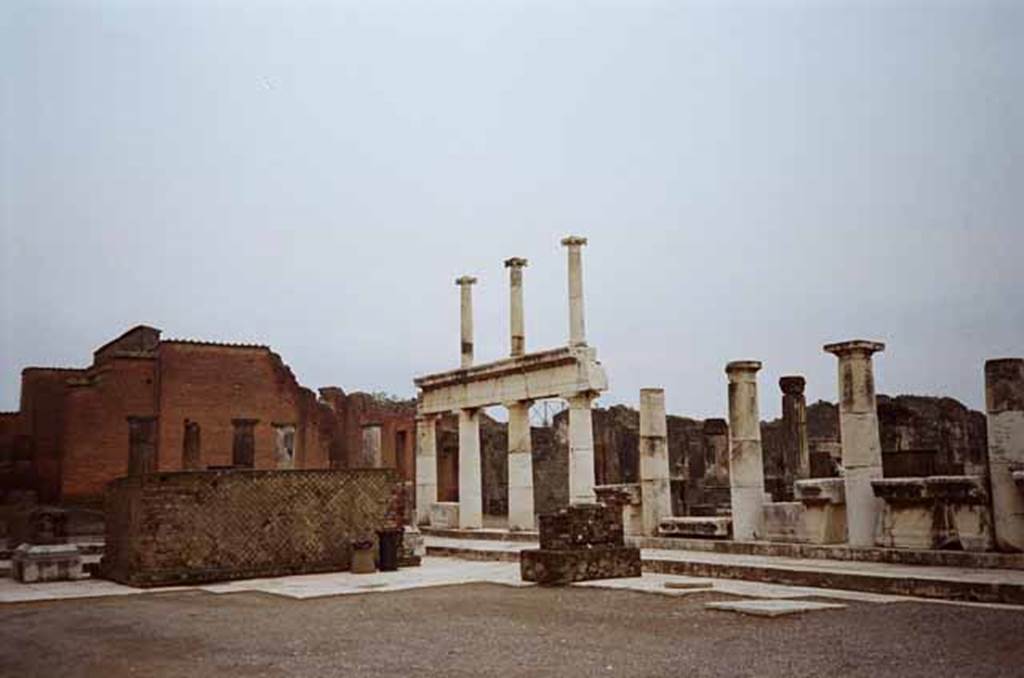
[{"x1": 415, "y1": 345, "x2": 608, "y2": 416}]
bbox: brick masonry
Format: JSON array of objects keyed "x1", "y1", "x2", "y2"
[{"x1": 101, "y1": 468, "x2": 402, "y2": 587}]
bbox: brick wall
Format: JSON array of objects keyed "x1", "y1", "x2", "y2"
[
  {"x1": 60, "y1": 357, "x2": 158, "y2": 502},
  {"x1": 101, "y1": 468, "x2": 401, "y2": 587},
  {"x1": 19, "y1": 368, "x2": 83, "y2": 503}
]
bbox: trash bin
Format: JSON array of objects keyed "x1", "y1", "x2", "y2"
[{"x1": 376, "y1": 528, "x2": 403, "y2": 572}]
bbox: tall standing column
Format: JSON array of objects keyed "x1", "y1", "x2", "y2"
[
  {"x1": 780, "y1": 375, "x2": 810, "y2": 492},
  {"x1": 507, "y1": 400, "x2": 535, "y2": 530},
  {"x1": 561, "y1": 235, "x2": 588, "y2": 347},
  {"x1": 505, "y1": 257, "x2": 528, "y2": 357},
  {"x1": 726, "y1": 361, "x2": 766, "y2": 541},
  {"x1": 415, "y1": 414, "x2": 439, "y2": 526},
  {"x1": 458, "y1": 408, "x2": 483, "y2": 529},
  {"x1": 824, "y1": 340, "x2": 885, "y2": 547},
  {"x1": 986, "y1": 358, "x2": 1024, "y2": 552},
  {"x1": 456, "y1": 275, "x2": 477, "y2": 368},
  {"x1": 640, "y1": 388, "x2": 672, "y2": 535},
  {"x1": 566, "y1": 392, "x2": 597, "y2": 504}
]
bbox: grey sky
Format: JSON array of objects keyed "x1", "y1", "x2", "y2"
[{"x1": 1, "y1": 1, "x2": 1021, "y2": 419}]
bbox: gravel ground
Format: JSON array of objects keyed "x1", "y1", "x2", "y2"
[{"x1": 1, "y1": 584, "x2": 1022, "y2": 677}]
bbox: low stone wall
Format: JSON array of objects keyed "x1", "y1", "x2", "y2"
[{"x1": 101, "y1": 469, "x2": 401, "y2": 587}]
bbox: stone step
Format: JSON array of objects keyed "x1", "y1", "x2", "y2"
[
  {"x1": 423, "y1": 536, "x2": 1024, "y2": 605},
  {"x1": 421, "y1": 527, "x2": 539, "y2": 543}
]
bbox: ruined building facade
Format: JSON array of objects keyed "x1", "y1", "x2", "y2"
[{"x1": 0, "y1": 326, "x2": 415, "y2": 504}]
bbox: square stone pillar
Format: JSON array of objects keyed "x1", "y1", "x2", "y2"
[
  {"x1": 986, "y1": 358, "x2": 1024, "y2": 552},
  {"x1": 415, "y1": 414, "x2": 439, "y2": 526},
  {"x1": 507, "y1": 401, "x2": 535, "y2": 530},
  {"x1": 458, "y1": 408, "x2": 483, "y2": 529},
  {"x1": 726, "y1": 361, "x2": 766, "y2": 541},
  {"x1": 824, "y1": 340, "x2": 885, "y2": 547},
  {"x1": 639, "y1": 388, "x2": 672, "y2": 536},
  {"x1": 566, "y1": 393, "x2": 597, "y2": 505}
]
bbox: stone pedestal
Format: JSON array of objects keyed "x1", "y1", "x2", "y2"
[
  {"x1": 639, "y1": 388, "x2": 672, "y2": 536},
  {"x1": 794, "y1": 478, "x2": 847, "y2": 544},
  {"x1": 594, "y1": 483, "x2": 643, "y2": 536},
  {"x1": 520, "y1": 503, "x2": 641, "y2": 585},
  {"x1": 429, "y1": 502, "x2": 460, "y2": 528},
  {"x1": 986, "y1": 358, "x2": 1024, "y2": 552},
  {"x1": 12, "y1": 543, "x2": 85, "y2": 583},
  {"x1": 726, "y1": 361, "x2": 766, "y2": 541},
  {"x1": 825, "y1": 340, "x2": 885, "y2": 547},
  {"x1": 507, "y1": 401, "x2": 535, "y2": 530},
  {"x1": 872, "y1": 476, "x2": 993, "y2": 552}
]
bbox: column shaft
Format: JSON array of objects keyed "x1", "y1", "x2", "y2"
[
  {"x1": 457, "y1": 409, "x2": 483, "y2": 528},
  {"x1": 505, "y1": 258, "x2": 528, "y2": 357},
  {"x1": 726, "y1": 361, "x2": 766, "y2": 541},
  {"x1": 415, "y1": 415, "x2": 438, "y2": 526},
  {"x1": 986, "y1": 358, "x2": 1024, "y2": 552},
  {"x1": 780, "y1": 376, "x2": 810, "y2": 494},
  {"x1": 456, "y1": 276, "x2": 477, "y2": 368},
  {"x1": 507, "y1": 401, "x2": 534, "y2": 530},
  {"x1": 561, "y1": 236, "x2": 588, "y2": 347},
  {"x1": 825, "y1": 340, "x2": 885, "y2": 547},
  {"x1": 640, "y1": 388, "x2": 672, "y2": 536},
  {"x1": 567, "y1": 393, "x2": 597, "y2": 504}
]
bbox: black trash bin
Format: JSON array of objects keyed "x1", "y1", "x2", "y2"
[{"x1": 376, "y1": 528, "x2": 403, "y2": 572}]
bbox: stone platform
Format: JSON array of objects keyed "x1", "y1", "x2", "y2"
[{"x1": 520, "y1": 504, "x2": 641, "y2": 585}]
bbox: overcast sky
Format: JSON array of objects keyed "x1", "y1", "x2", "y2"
[{"x1": 1, "y1": 1, "x2": 1021, "y2": 419}]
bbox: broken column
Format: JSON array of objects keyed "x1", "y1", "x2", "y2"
[
  {"x1": 456, "y1": 275, "x2": 477, "y2": 368},
  {"x1": 505, "y1": 257, "x2": 528, "y2": 357},
  {"x1": 726, "y1": 361, "x2": 766, "y2": 541},
  {"x1": 640, "y1": 388, "x2": 672, "y2": 535},
  {"x1": 458, "y1": 408, "x2": 483, "y2": 529},
  {"x1": 986, "y1": 358, "x2": 1024, "y2": 552},
  {"x1": 780, "y1": 376, "x2": 810, "y2": 495},
  {"x1": 415, "y1": 414, "x2": 439, "y2": 526},
  {"x1": 561, "y1": 236, "x2": 588, "y2": 347},
  {"x1": 566, "y1": 393, "x2": 597, "y2": 505},
  {"x1": 824, "y1": 340, "x2": 885, "y2": 547},
  {"x1": 703, "y1": 418, "x2": 730, "y2": 486},
  {"x1": 507, "y1": 400, "x2": 535, "y2": 530}
]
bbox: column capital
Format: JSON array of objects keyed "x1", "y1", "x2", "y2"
[
  {"x1": 823, "y1": 340, "x2": 885, "y2": 358},
  {"x1": 504, "y1": 257, "x2": 529, "y2": 269},
  {"x1": 779, "y1": 375, "x2": 806, "y2": 396},
  {"x1": 562, "y1": 391, "x2": 598, "y2": 406},
  {"x1": 415, "y1": 412, "x2": 441, "y2": 423},
  {"x1": 455, "y1": 275, "x2": 478, "y2": 287},
  {"x1": 560, "y1": 235, "x2": 588, "y2": 247},
  {"x1": 503, "y1": 399, "x2": 535, "y2": 410},
  {"x1": 725, "y1": 360, "x2": 762, "y2": 378}
]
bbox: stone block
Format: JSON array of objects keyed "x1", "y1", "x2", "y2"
[
  {"x1": 519, "y1": 546, "x2": 642, "y2": 585},
  {"x1": 12, "y1": 543, "x2": 85, "y2": 583},
  {"x1": 795, "y1": 478, "x2": 845, "y2": 505},
  {"x1": 658, "y1": 516, "x2": 731, "y2": 539},
  {"x1": 762, "y1": 502, "x2": 806, "y2": 543},
  {"x1": 872, "y1": 476, "x2": 993, "y2": 551},
  {"x1": 429, "y1": 502, "x2": 460, "y2": 529},
  {"x1": 802, "y1": 502, "x2": 848, "y2": 545},
  {"x1": 594, "y1": 484, "x2": 643, "y2": 537},
  {"x1": 537, "y1": 503, "x2": 623, "y2": 550}
]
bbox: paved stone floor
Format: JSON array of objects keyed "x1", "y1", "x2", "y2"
[{"x1": 1, "y1": 558, "x2": 1023, "y2": 676}]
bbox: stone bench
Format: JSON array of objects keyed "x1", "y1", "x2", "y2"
[
  {"x1": 872, "y1": 476, "x2": 992, "y2": 551},
  {"x1": 658, "y1": 516, "x2": 731, "y2": 539}
]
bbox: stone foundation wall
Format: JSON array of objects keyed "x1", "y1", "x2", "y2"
[{"x1": 101, "y1": 468, "x2": 401, "y2": 587}]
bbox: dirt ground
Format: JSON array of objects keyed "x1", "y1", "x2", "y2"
[{"x1": 1, "y1": 584, "x2": 1022, "y2": 677}]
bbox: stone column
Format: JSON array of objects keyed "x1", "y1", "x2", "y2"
[
  {"x1": 458, "y1": 408, "x2": 483, "y2": 529},
  {"x1": 780, "y1": 375, "x2": 810, "y2": 490},
  {"x1": 505, "y1": 257, "x2": 528, "y2": 357},
  {"x1": 824, "y1": 340, "x2": 885, "y2": 547},
  {"x1": 561, "y1": 235, "x2": 588, "y2": 347},
  {"x1": 455, "y1": 275, "x2": 477, "y2": 368},
  {"x1": 703, "y1": 418, "x2": 730, "y2": 485},
  {"x1": 726, "y1": 361, "x2": 766, "y2": 541},
  {"x1": 507, "y1": 400, "x2": 535, "y2": 530},
  {"x1": 986, "y1": 358, "x2": 1024, "y2": 552},
  {"x1": 415, "y1": 414, "x2": 439, "y2": 526},
  {"x1": 566, "y1": 392, "x2": 597, "y2": 504},
  {"x1": 639, "y1": 388, "x2": 672, "y2": 536}
]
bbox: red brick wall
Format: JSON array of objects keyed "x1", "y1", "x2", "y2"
[
  {"x1": 155, "y1": 343, "x2": 324, "y2": 473},
  {"x1": 19, "y1": 368, "x2": 83, "y2": 503},
  {"x1": 60, "y1": 358, "x2": 158, "y2": 501},
  {"x1": 341, "y1": 393, "x2": 415, "y2": 482}
]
